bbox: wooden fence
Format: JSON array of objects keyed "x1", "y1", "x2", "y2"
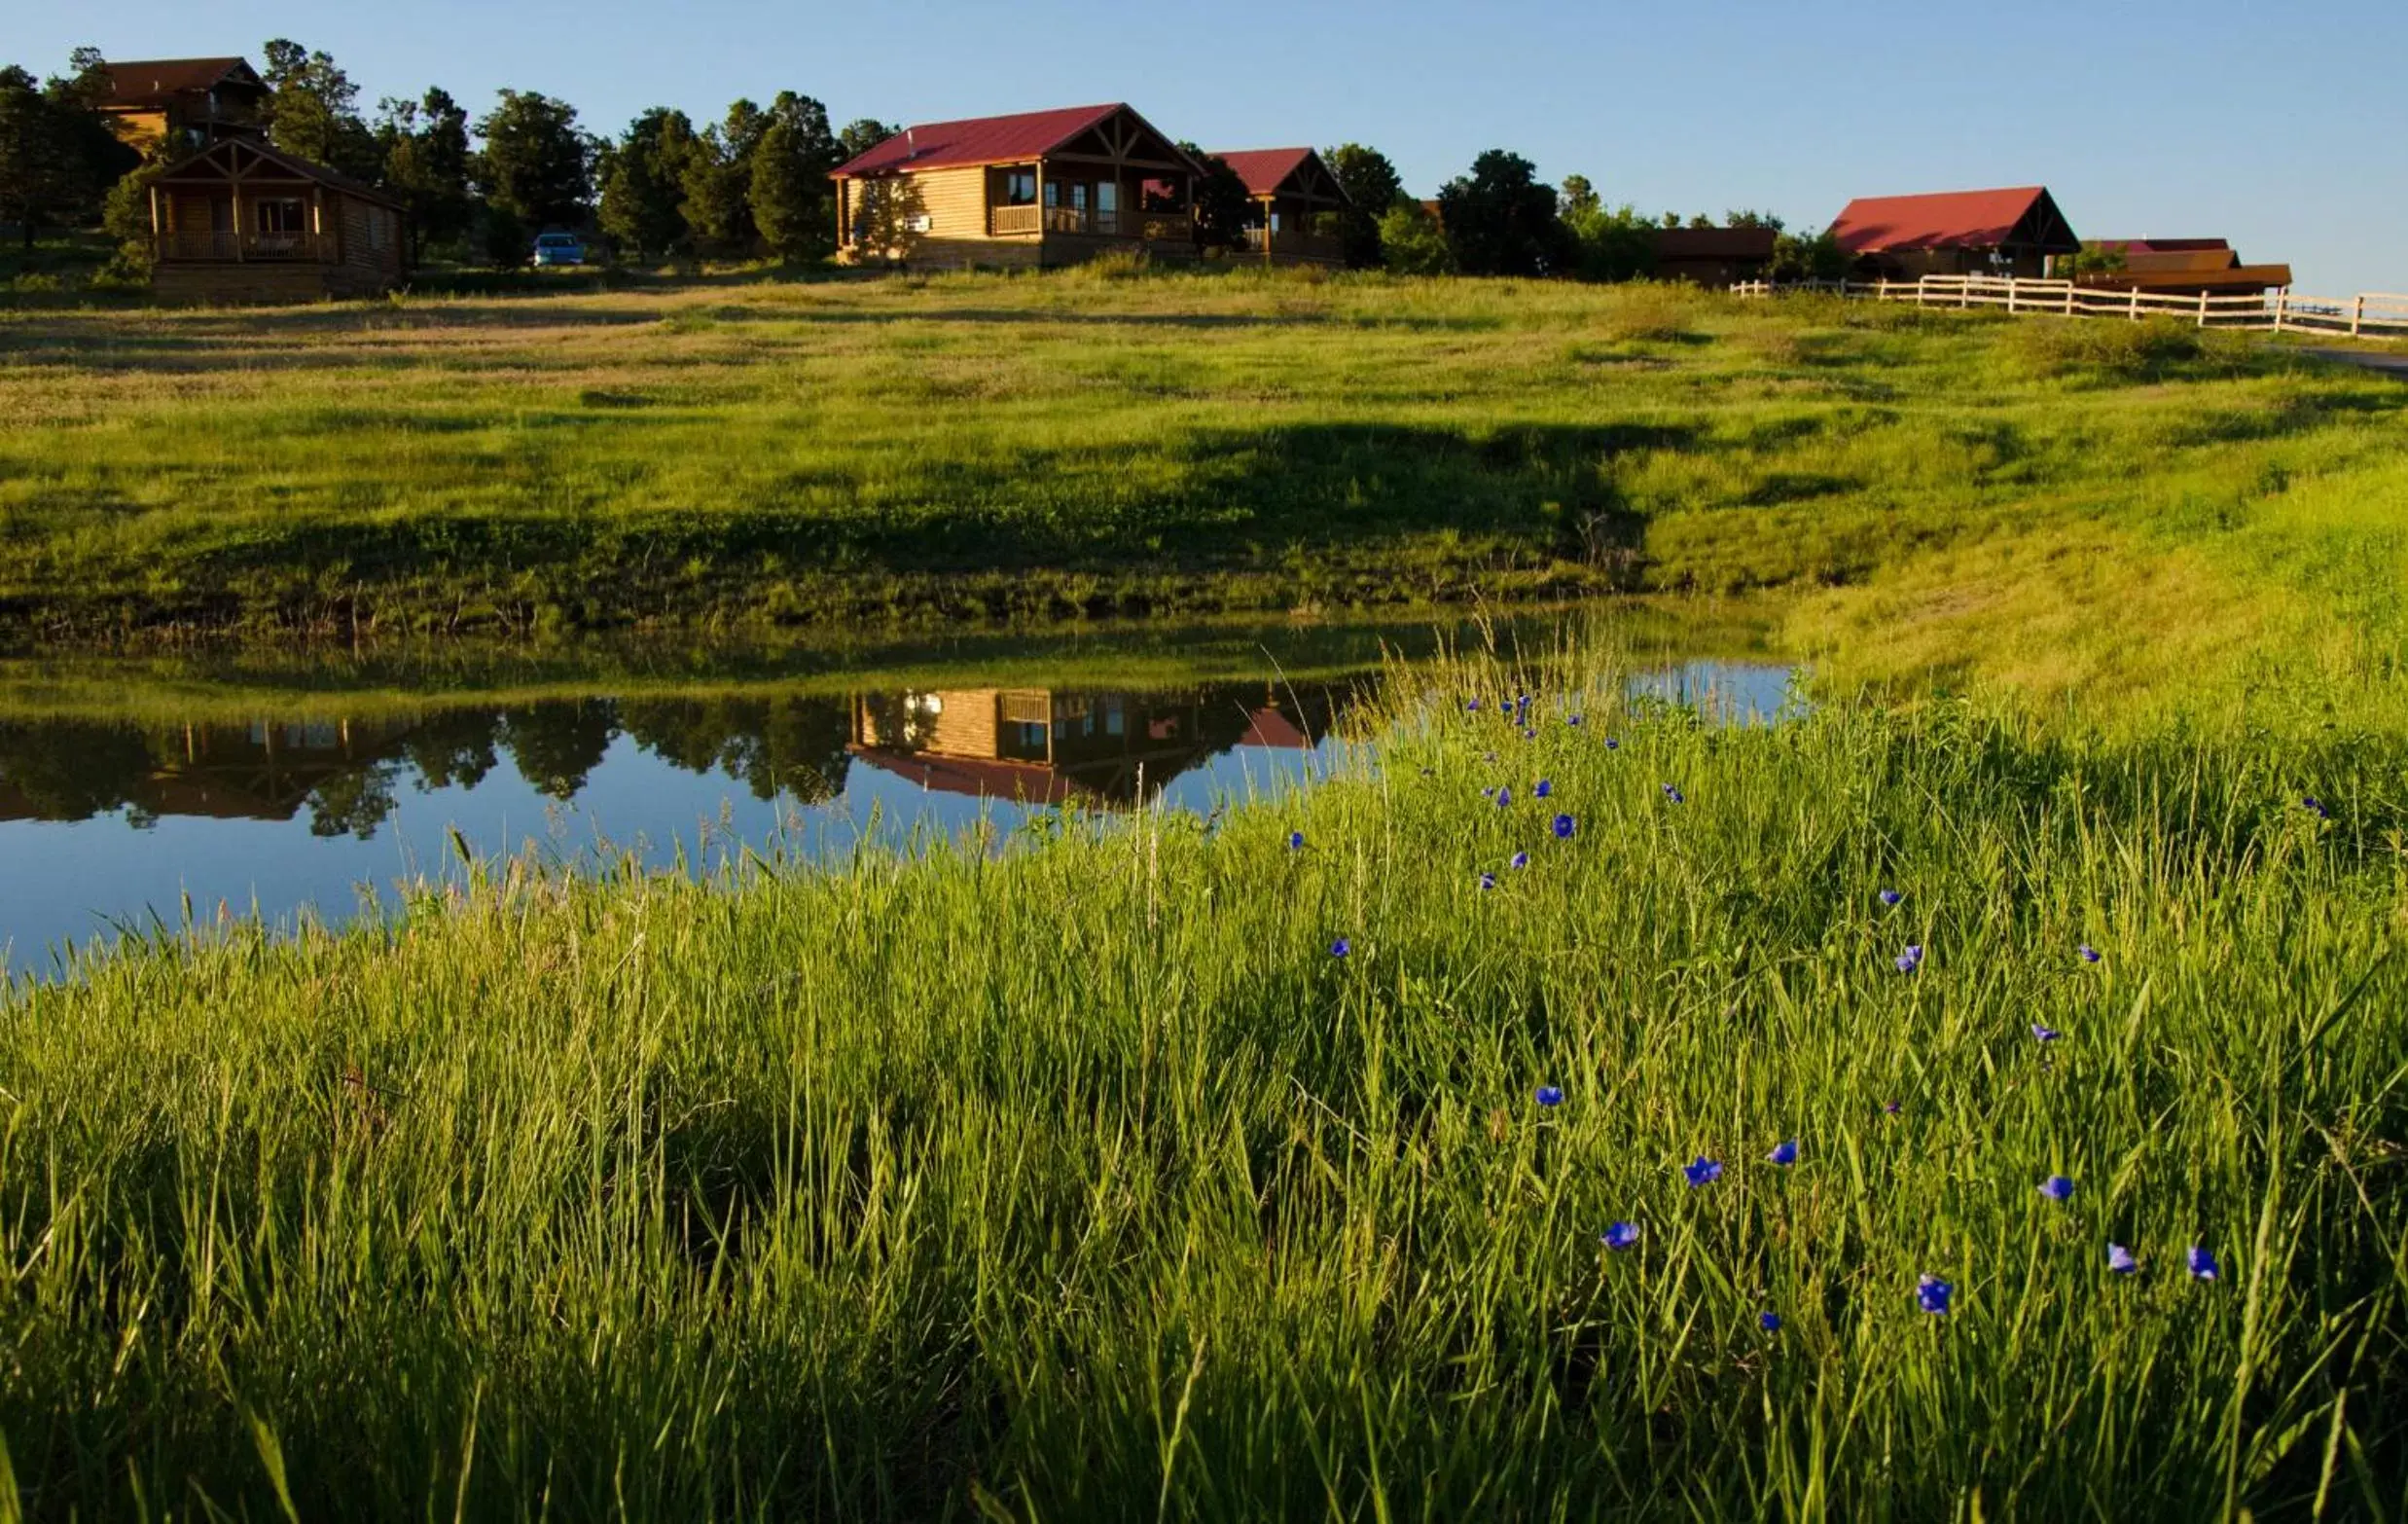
[{"x1": 1731, "y1": 274, "x2": 2408, "y2": 339}]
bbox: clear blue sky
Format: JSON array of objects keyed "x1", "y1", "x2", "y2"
[{"x1": 29, "y1": 0, "x2": 2408, "y2": 293}]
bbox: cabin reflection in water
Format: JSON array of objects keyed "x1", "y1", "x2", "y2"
[{"x1": 847, "y1": 685, "x2": 1333, "y2": 807}]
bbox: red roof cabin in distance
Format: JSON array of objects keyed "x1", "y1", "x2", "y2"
[
  {"x1": 829, "y1": 103, "x2": 1208, "y2": 271},
  {"x1": 1827, "y1": 186, "x2": 2081, "y2": 279},
  {"x1": 1205, "y1": 147, "x2": 1352, "y2": 266}
]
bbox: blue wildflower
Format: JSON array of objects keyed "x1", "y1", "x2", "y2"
[
  {"x1": 1552, "y1": 813, "x2": 1576, "y2": 840},
  {"x1": 1879, "y1": 889, "x2": 1904, "y2": 907},
  {"x1": 2079, "y1": 945, "x2": 2102, "y2": 963},
  {"x1": 1522, "y1": 727, "x2": 1537, "y2": 740},
  {"x1": 1496, "y1": 786, "x2": 1513, "y2": 809},
  {"x1": 1567, "y1": 714, "x2": 1585, "y2": 727},
  {"x1": 1479, "y1": 872, "x2": 1497, "y2": 890},
  {"x1": 1918, "y1": 1276, "x2": 1954, "y2": 1315},
  {"x1": 1758, "y1": 1311, "x2": 1782, "y2": 1332},
  {"x1": 2187, "y1": 1246, "x2": 2219, "y2": 1281},
  {"x1": 2039, "y1": 1175, "x2": 2075, "y2": 1202},
  {"x1": 1329, "y1": 938, "x2": 1351, "y2": 959},
  {"x1": 1534, "y1": 780, "x2": 1553, "y2": 799},
  {"x1": 1466, "y1": 700, "x2": 1482, "y2": 712},
  {"x1": 1601, "y1": 1221, "x2": 1640, "y2": 1251},
  {"x1": 1663, "y1": 783, "x2": 1685, "y2": 804},
  {"x1": 1683, "y1": 1156, "x2": 1723, "y2": 1187},
  {"x1": 1604, "y1": 737, "x2": 1620, "y2": 750},
  {"x1": 1895, "y1": 944, "x2": 1924, "y2": 974},
  {"x1": 1768, "y1": 1140, "x2": 1799, "y2": 1166},
  {"x1": 1535, "y1": 1085, "x2": 1564, "y2": 1107},
  {"x1": 1883, "y1": 1100, "x2": 1902, "y2": 1116},
  {"x1": 2107, "y1": 1244, "x2": 2138, "y2": 1275},
  {"x1": 2031, "y1": 1024, "x2": 2061, "y2": 1043},
  {"x1": 1288, "y1": 830, "x2": 1305, "y2": 851},
  {"x1": 2303, "y1": 795, "x2": 2329, "y2": 819},
  {"x1": 1511, "y1": 852, "x2": 1529, "y2": 870}
]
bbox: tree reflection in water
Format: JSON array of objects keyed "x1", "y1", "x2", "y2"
[{"x1": 0, "y1": 678, "x2": 1360, "y2": 836}]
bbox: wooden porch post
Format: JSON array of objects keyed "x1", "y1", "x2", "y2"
[
  {"x1": 1259, "y1": 196, "x2": 1275, "y2": 265},
  {"x1": 148, "y1": 183, "x2": 163, "y2": 260}
]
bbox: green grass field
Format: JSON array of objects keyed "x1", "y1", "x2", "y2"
[
  {"x1": 4, "y1": 272, "x2": 2408, "y2": 1517},
  {"x1": 2, "y1": 271, "x2": 2402, "y2": 716},
  {"x1": 3, "y1": 635, "x2": 2403, "y2": 1519}
]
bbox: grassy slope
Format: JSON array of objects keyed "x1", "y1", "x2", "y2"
[
  {"x1": 3, "y1": 649, "x2": 2403, "y2": 1518},
  {"x1": 2, "y1": 272, "x2": 2401, "y2": 700}
]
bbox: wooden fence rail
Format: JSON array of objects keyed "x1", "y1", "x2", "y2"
[{"x1": 1731, "y1": 274, "x2": 2408, "y2": 339}]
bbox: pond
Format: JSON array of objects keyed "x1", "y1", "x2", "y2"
[{"x1": 0, "y1": 616, "x2": 1795, "y2": 976}]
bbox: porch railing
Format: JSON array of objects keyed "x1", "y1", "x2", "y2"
[
  {"x1": 153, "y1": 229, "x2": 332, "y2": 263},
  {"x1": 988, "y1": 204, "x2": 1194, "y2": 241}
]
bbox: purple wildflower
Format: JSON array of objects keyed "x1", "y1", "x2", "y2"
[
  {"x1": 2039, "y1": 1175, "x2": 2075, "y2": 1202},
  {"x1": 2079, "y1": 945, "x2": 2102, "y2": 963},
  {"x1": 1511, "y1": 852, "x2": 1529, "y2": 870},
  {"x1": 1895, "y1": 944, "x2": 1924, "y2": 974},
  {"x1": 1479, "y1": 872, "x2": 1497, "y2": 890},
  {"x1": 1552, "y1": 813, "x2": 1576, "y2": 839},
  {"x1": 2188, "y1": 1247, "x2": 2219, "y2": 1281},
  {"x1": 2107, "y1": 1244, "x2": 2138, "y2": 1275},
  {"x1": 1879, "y1": 889, "x2": 1904, "y2": 907},
  {"x1": 1601, "y1": 1221, "x2": 1640, "y2": 1251},
  {"x1": 2303, "y1": 795, "x2": 2329, "y2": 819},
  {"x1": 1496, "y1": 786, "x2": 1513, "y2": 809},
  {"x1": 1918, "y1": 1276, "x2": 1954, "y2": 1315},
  {"x1": 1535, "y1": 1085, "x2": 1564, "y2": 1107},
  {"x1": 1768, "y1": 1140, "x2": 1799, "y2": 1166},
  {"x1": 1288, "y1": 830, "x2": 1305, "y2": 851},
  {"x1": 1329, "y1": 938, "x2": 1351, "y2": 959},
  {"x1": 1663, "y1": 783, "x2": 1684, "y2": 804},
  {"x1": 1758, "y1": 1311, "x2": 1782, "y2": 1332},
  {"x1": 1534, "y1": 780, "x2": 1553, "y2": 799},
  {"x1": 2031, "y1": 1024, "x2": 2060, "y2": 1043},
  {"x1": 1683, "y1": 1157, "x2": 1723, "y2": 1187}
]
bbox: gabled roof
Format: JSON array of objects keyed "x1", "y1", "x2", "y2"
[
  {"x1": 2088, "y1": 237, "x2": 2230, "y2": 256},
  {"x1": 97, "y1": 56, "x2": 264, "y2": 110},
  {"x1": 1212, "y1": 147, "x2": 1351, "y2": 206},
  {"x1": 155, "y1": 135, "x2": 405, "y2": 210},
  {"x1": 833, "y1": 103, "x2": 1201, "y2": 179},
  {"x1": 1828, "y1": 186, "x2": 2078, "y2": 254}
]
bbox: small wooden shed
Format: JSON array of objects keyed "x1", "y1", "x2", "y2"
[
  {"x1": 147, "y1": 137, "x2": 409, "y2": 303},
  {"x1": 1652, "y1": 226, "x2": 1778, "y2": 288}
]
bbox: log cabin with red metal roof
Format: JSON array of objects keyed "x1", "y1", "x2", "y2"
[
  {"x1": 1212, "y1": 148, "x2": 1350, "y2": 267},
  {"x1": 830, "y1": 103, "x2": 1206, "y2": 270},
  {"x1": 1828, "y1": 186, "x2": 2080, "y2": 278},
  {"x1": 1651, "y1": 226, "x2": 1779, "y2": 288},
  {"x1": 2079, "y1": 239, "x2": 2293, "y2": 298},
  {"x1": 145, "y1": 137, "x2": 410, "y2": 303}
]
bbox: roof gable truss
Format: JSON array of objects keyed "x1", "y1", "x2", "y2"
[{"x1": 1043, "y1": 106, "x2": 1196, "y2": 175}]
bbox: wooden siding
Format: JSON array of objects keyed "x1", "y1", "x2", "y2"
[{"x1": 911, "y1": 166, "x2": 988, "y2": 239}]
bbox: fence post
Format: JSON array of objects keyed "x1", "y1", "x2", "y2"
[
  {"x1": 2006, "y1": 278, "x2": 2020, "y2": 314},
  {"x1": 2128, "y1": 288, "x2": 2139, "y2": 322},
  {"x1": 2197, "y1": 289, "x2": 2210, "y2": 329},
  {"x1": 2063, "y1": 283, "x2": 2074, "y2": 316},
  {"x1": 2271, "y1": 290, "x2": 2285, "y2": 333},
  {"x1": 2352, "y1": 295, "x2": 2365, "y2": 338}
]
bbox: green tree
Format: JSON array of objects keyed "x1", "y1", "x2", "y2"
[
  {"x1": 376, "y1": 88, "x2": 474, "y2": 260},
  {"x1": 746, "y1": 92, "x2": 839, "y2": 261},
  {"x1": 0, "y1": 61, "x2": 122, "y2": 250},
  {"x1": 598, "y1": 106, "x2": 698, "y2": 261},
  {"x1": 474, "y1": 91, "x2": 594, "y2": 232},
  {"x1": 1435, "y1": 150, "x2": 1571, "y2": 277},
  {"x1": 848, "y1": 173, "x2": 924, "y2": 266},
  {"x1": 259, "y1": 39, "x2": 379, "y2": 179},
  {"x1": 1562, "y1": 196, "x2": 1658, "y2": 282},
  {"x1": 836, "y1": 118, "x2": 897, "y2": 162},
  {"x1": 1724, "y1": 209, "x2": 1784, "y2": 232},
  {"x1": 1377, "y1": 200, "x2": 1455, "y2": 276},
  {"x1": 678, "y1": 99, "x2": 764, "y2": 252},
  {"x1": 1767, "y1": 229, "x2": 1847, "y2": 283},
  {"x1": 1323, "y1": 142, "x2": 1401, "y2": 270},
  {"x1": 1559, "y1": 174, "x2": 1599, "y2": 220},
  {"x1": 1180, "y1": 146, "x2": 1250, "y2": 251}
]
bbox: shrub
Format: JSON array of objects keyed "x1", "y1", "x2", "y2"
[{"x1": 2005, "y1": 316, "x2": 2253, "y2": 382}]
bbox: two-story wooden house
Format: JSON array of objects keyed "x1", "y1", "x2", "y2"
[
  {"x1": 832, "y1": 103, "x2": 1205, "y2": 270},
  {"x1": 95, "y1": 56, "x2": 270, "y2": 155}
]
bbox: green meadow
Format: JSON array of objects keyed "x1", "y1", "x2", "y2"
[
  {"x1": 2, "y1": 272, "x2": 2406, "y2": 1518},
  {"x1": 1, "y1": 270, "x2": 2401, "y2": 712}
]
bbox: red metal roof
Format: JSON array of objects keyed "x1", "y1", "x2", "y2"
[
  {"x1": 1829, "y1": 187, "x2": 2054, "y2": 252},
  {"x1": 834, "y1": 103, "x2": 1131, "y2": 178},
  {"x1": 1214, "y1": 148, "x2": 1313, "y2": 197},
  {"x1": 98, "y1": 57, "x2": 261, "y2": 110},
  {"x1": 1239, "y1": 707, "x2": 1312, "y2": 749},
  {"x1": 2089, "y1": 238, "x2": 2230, "y2": 256}
]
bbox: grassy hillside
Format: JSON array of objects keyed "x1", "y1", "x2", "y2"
[
  {"x1": 4, "y1": 640, "x2": 2403, "y2": 1518},
  {"x1": 3, "y1": 271, "x2": 2401, "y2": 705}
]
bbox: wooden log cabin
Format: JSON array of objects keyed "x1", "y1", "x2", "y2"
[
  {"x1": 146, "y1": 137, "x2": 410, "y2": 303},
  {"x1": 831, "y1": 103, "x2": 1204, "y2": 270},
  {"x1": 1214, "y1": 148, "x2": 1349, "y2": 266},
  {"x1": 1828, "y1": 186, "x2": 2080, "y2": 279}
]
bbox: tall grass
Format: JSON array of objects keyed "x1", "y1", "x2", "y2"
[{"x1": 3, "y1": 640, "x2": 2402, "y2": 1518}]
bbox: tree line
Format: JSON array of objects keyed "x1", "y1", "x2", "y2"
[{"x1": 4, "y1": 40, "x2": 1844, "y2": 280}]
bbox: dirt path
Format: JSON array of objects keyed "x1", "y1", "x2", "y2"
[{"x1": 2302, "y1": 347, "x2": 2408, "y2": 379}]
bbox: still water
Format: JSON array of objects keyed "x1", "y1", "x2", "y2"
[{"x1": 0, "y1": 623, "x2": 1794, "y2": 975}]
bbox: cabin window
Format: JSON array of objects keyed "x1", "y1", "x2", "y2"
[
  {"x1": 1004, "y1": 170, "x2": 1036, "y2": 206},
  {"x1": 1140, "y1": 178, "x2": 1181, "y2": 211},
  {"x1": 1096, "y1": 183, "x2": 1117, "y2": 214},
  {"x1": 255, "y1": 199, "x2": 305, "y2": 235}
]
